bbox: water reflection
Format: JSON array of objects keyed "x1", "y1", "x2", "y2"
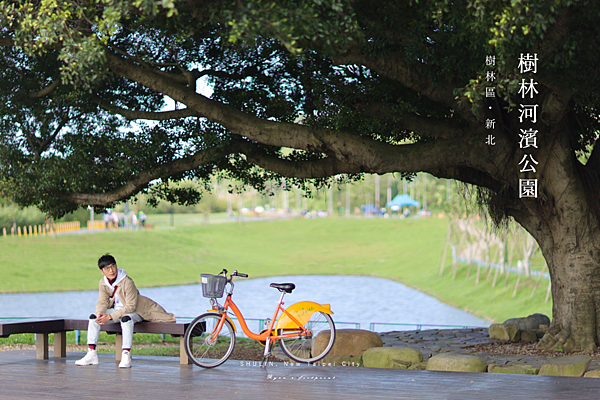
[{"x1": 0, "y1": 275, "x2": 489, "y2": 330}]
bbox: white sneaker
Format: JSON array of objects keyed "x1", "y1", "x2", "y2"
[
  {"x1": 119, "y1": 350, "x2": 132, "y2": 368},
  {"x1": 75, "y1": 349, "x2": 98, "y2": 366}
]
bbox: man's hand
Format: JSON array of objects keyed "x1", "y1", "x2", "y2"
[{"x1": 96, "y1": 313, "x2": 112, "y2": 325}]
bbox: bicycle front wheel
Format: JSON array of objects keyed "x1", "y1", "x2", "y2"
[
  {"x1": 184, "y1": 313, "x2": 236, "y2": 368},
  {"x1": 279, "y1": 311, "x2": 335, "y2": 363}
]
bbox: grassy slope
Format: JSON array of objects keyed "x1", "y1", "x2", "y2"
[{"x1": 0, "y1": 216, "x2": 552, "y2": 323}]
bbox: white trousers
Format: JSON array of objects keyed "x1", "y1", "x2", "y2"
[{"x1": 86, "y1": 308, "x2": 143, "y2": 349}]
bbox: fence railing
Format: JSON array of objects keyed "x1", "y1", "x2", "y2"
[
  {"x1": 454, "y1": 256, "x2": 550, "y2": 280},
  {"x1": 369, "y1": 322, "x2": 488, "y2": 332},
  {"x1": 174, "y1": 317, "x2": 360, "y2": 339},
  {"x1": 2, "y1": 221, "x2": 80, "y2": 237},
  {"x1": 87, "y1": 220, "x2": 107, "y2": 229}
]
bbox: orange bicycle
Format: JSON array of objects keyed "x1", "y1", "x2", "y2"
[{"x1": 184, "y1": 269, "x2": 336, "y2": 368}]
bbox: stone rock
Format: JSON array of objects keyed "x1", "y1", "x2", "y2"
[
  {"x1": 315, "y1": 355, "x2": 362, "y2": 367},
  {"x1": 312, "y1": 329, "x2": 382, "y2": 358},
  {"x1": 532, "y1": 329, "x2": 546, "y2": 339},
  {"x1": 526, "y1": 314, "x2": 551, "y2": 329},
  {"x1": 502, "y1": 318, "x2": 527, "y2": 330},
  {"x1": 390, "y1": 360, "x2": 411, "y2": 369},
  {"x1": 584, "y1": 370, "x2": 600, "y2": 378},
  {"x1": 408, "y1": 362, "x2": 428, "y2": 370},
  {"x1": 426, "y1": 353, "x2": 487, "y2": 373},
  {"x1": 520, "y1": 330, "x2": 538, "y2": 343},
  {"x1": 503, "y1": 314, "x2": 550, "y2": 331},
  {"x1": 488, "y1": 364, "x2": 539, "y2": 375},
  {"x1": 363, "y1": 347, "x2": 423, "y2": 369},
  {"x1": 489, "y1": 324, "x2": 521, "y2": 341},
  {"x1": 538, "y1": 355, "x2": 592, "y2": 377}
]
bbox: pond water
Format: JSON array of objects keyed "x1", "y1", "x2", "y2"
[{"x1": 0, "y1": 275, "x2": 489, "y2": 332}]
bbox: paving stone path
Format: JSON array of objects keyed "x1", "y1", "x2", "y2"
[{"x1": 378, "y1": 328, "x2": 600, "y2": 372}]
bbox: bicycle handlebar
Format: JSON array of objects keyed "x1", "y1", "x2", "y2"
[{"x1": 219, "y1": 269, "x2": 249, "y2": 280}]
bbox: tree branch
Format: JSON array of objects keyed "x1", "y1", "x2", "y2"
[
  {"x1": 92, "y1": 95, "x2": 200, "y2": 120},
  {"x1": 353, "y1": 101, "x2": 463, "y2": 138},
  {"x1": 17, "y1": 121, "x2": 42, "y2": 153},
  {"x1": 59, "y1": 123, "x2": 510, "y2": 207},
  {"x1": 107, "y1": 43, "x2": 191, "y2": 85},
  {"x1": 60, "y1": 139, "x2": 361, "y2": 206},
  {"x1": 37, "y1": 114, "x2": 80, "y2": 156},
  {"x1": 331, "y1": 50, "x2": 478, "y2": 126},
  {"x1": 139, "y1": 66, "x2": 261, "y2": 89},
  {"x1": 332, "y1": 51, "x2": 454, "y2": 108},
  {"x1": 428, "y1": 166, "x2": 503, "y2": 192},
  {"x1": 103, "y1": 51, "x2": 508, "y2": 180},
  {"x1": 399, "y1": 113, "x2": 463, "y2": 139},
  {"x1": 197, "y1": 66, "x2": 260, "y2": 81},
  {"x1": 60, "y1": 146, "x2": 223, "y2": 206},
  {"x1": 106, "y1": 44, "x2": 260, "y2": 89},
  {"x1": 28, "y1": 80, "x2": 60, "y2": 98},
  {"x1": 242, "y1": 147, "x2": 363, "y2": 178}
]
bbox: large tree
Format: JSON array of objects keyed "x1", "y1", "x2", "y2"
[{"x1": 2, "y1": 0, "x2": 600, "y2": 352}]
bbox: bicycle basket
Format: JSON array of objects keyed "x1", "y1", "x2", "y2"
[{"x1": 201, "y1": 274, "x2": 227, "y2": 298}]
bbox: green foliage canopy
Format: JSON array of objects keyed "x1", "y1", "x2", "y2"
[{"x1": 0, "y1": 0, "x2": 598, "y2": 217}]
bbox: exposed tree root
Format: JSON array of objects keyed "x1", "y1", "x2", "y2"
[{"x1": 537, "y1": 326, "x2": 598, "y2": 354}]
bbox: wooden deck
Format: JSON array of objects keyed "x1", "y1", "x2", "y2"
[{"x1": 1, "y1": 350, "x2": 600, "y2": 399}]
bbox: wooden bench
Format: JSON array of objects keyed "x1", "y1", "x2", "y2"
[
  {"x1": 0, "y1": 319, "x2": 68, "y2": 360},
  {"x1": 0, "y1": 319, "x2": 192, "y2": 365}
]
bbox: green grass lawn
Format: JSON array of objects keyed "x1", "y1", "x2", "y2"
[
  {"x1": 0, "y1": 216, "x2": 552, "y2": 324},
  {"x1": 143, "y1": 212, "x2": 233, "y2": 227}
]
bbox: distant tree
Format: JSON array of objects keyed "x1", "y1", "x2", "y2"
[{"x1": 2, "y1": 0, "x2": 600, "y2": 352}]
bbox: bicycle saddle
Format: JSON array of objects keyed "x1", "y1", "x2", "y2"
[{"x1": 269, "y1": 283, "x2": 296, "y2": 293}]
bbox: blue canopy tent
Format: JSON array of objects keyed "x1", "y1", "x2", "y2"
[{"x1": 386, "y1": 194, "x2": 420, "y2": 210}]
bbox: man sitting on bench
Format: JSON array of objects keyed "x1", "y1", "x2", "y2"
[{"x1": 76, "y1": 254, "x2": 176, "y2": 368}]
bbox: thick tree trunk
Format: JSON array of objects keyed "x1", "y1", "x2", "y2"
[
  {"x1": 535, "y1": 219, "x2": 600, "y2": 353},
  {"x1": 511, "y1": 124, "x2": 600, "y2": 353}
]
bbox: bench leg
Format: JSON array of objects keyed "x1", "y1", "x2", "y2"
[
  {"x1": 180, "y1": 336, "x2": 192, "y2": 365},
  {"x1": 54, "y1": 331, "x2": 67, "y2": 358},
  {"x1": 115, "y1": 333, "x2": 122, "y2": 361},
  {"x1": 36, "y1": 333, "x2": 49, "y2": 360}
]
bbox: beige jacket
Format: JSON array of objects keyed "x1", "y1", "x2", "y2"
[{"x1": 95, "y1": 275, "x2": 176, "y2": 323}]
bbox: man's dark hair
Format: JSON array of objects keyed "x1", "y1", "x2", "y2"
[{"x1": 98, "y1": 254, "x2": 117, "y2": 269}]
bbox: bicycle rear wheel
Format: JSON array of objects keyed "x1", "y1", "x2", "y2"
[
  {"x1": 184, "y1": 313, "x2": 236, "y2": 368},
  {"x1": 279, "y1": 311, "x2": 335, "y2": 363}
]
